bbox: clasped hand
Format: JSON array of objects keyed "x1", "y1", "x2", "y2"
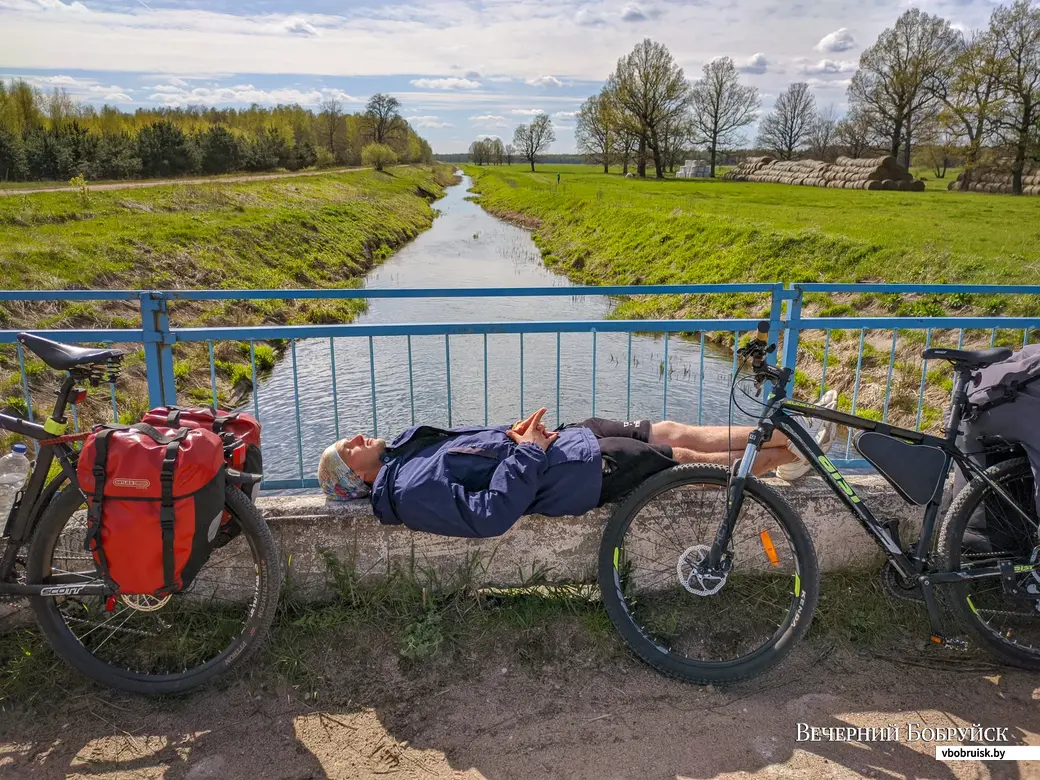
[{"x1": 505, "y1": 408, "x2": 558, "y2": 451}]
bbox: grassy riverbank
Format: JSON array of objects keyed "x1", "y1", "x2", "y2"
[
  {"x1": 467, "y1": 164, "x2": 1040, "y2": 429},
  {"x1": 0, "y1": 164, "x2": 455, "y2": 441}
]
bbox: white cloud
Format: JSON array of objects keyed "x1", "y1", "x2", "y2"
[
  {"x1": 409, "y1": 77, "x2": 481, "y2": 90},
  {"x1": 30, "y1": 0, "x2": 87, "y2": 12},
  {"x1": 510, "y1": 108, "x2": 543, "y2": 115},
  {"x1": 797, "y1": 58, "x2": 856, "y2": 75},
  {"x1": 406, "y1": 114, "x2": 452, "y2": 128},
  {"x1": 477, "y1": 134, "x2": 501, "y2": 141},
  {"x1": 282, "y1": 17, "x2": 318, "y2": 37},
  {"x1": 575, "y1": 7, "x2": 606, "y2": 26},
  {"x1": 553, "y1": 110, "x2": 578, "y2": 119},
  {"x1": 816, "y1": 28, "x2": 857, "y2": 53},
  {"x1": 471, "y1": 114, "x2": 507, "y2": 121},
  {"x1": 620, "y1": 4, "x2": 648, "y2": 22},
  {"x1": 45, "y1": 74, "x2": 80, "y2": 85},
  {"x1": 104, "y1": 92, "x2": 133, "y2": 102},
  {"x1": 526, "y1": 75, "x2": 563, "y2": 88},
  {"x1": 486, "y1": 76, "x2": 514, "y2": 83},
  {"x1": 146, "y1": 84, "x2": 361, "y2": 107},
  {"x1": 736, "y1": 53, "x2": 769, "y2": 75}
]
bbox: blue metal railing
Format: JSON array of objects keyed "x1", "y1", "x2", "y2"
[{"x1": 2, "y1": 283, "x2": 1038, "y2": 489}]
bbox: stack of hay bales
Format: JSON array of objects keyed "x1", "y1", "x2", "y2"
[
  {"x1": 676, "y1": 159, "x2": 711, "y2": 178},
  {"x1": 722, "y1": 155, "x2": 925, "y2": 191},
  {"x1": 947, "y1": 167, "x2": 1040, "y2": 195}
]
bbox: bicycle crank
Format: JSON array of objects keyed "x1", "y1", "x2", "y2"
[{"x1": 677, "y1": 545, "x2": 729, "y2": 596}]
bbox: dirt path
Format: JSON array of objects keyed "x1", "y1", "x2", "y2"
[
  {"x1": 0, "y1": 167, "x2": 367, "y2": 197},
  {"x1": 2, "y1": 640, "x2": 1038, "y2": 780}
]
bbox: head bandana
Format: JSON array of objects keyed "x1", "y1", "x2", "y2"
[{"x1": 318, "y1": 444, "x2": 372, "y2": 501}]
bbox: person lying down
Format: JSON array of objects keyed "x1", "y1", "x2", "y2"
[{"x1": 318, "y1": 398, "x2": 837, "y2": 539}]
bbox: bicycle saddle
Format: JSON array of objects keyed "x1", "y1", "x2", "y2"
[
  {"x1": 921, "y1": 346, "x2": 1011, "y2": 369},
  {"x1": 17, "y1": 332, "x2": 124, "y2": 371}
]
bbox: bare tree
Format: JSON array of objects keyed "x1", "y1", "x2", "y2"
[
  {"x1": 912, "y1": 116, "x2": 956, "y2": 177},
  {"x1": 365, "y1": 93, "x2": 404, "y2": 145},
  {"x1": 988, "y1": 0, "x2": 1040, "y2": 194},
  {"x1": 318, "y1": 97, "x2": 343, "y2": 154},
  {"x1": 468, "y1": 138, "x2": 493, "y2": 165},
  {"x1": 847, "y1": 8, "x2": 961, "y2": 169},
  {"x1": 513, "y1": 114, "x2": 555, "y2": 172},
  {"x1": 575, "y1": 90, "x2": 615, "y2": 172},
  {"x1": 489, "y1": 137, "x2": 505, "y2": 164},
  {"x1": 611, "y1": 39, "x2": 690, "y2": 178},
  {"x1": 835, "y1": 108, "x2": 878, "y2": 158},
  {"x1": 756, "y1": 82, "x2": 817, "y2": 160},
  {"x1": 689, "y1": 57, "x2": 760, "y2": 177},
  {"x1": 807, "y1": 104, "x2": 839, "y2": 161},
  {"x1": 505, "y1": 144, "x2": 515, "y2": 165},
  {"x1": 932, "y1": 30, "x2": 1004, "y2": 171}
]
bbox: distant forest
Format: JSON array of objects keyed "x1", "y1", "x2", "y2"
[{"x1": 0, "y1": 81, "x2": 433, "y2": 182}]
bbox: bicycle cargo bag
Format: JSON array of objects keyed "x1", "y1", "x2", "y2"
[
  {"x1": 853, "y1": 432, "x2": 946, "y2": 505},
  {"x1": 142, "y1": 405, "x2": 262, "y2": 497},
  {"x1": 77, "y1": 423, "x2": 226, "y2": 596}
]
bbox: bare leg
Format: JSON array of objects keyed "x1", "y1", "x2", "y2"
[
  {"x1": 650, "y1": 421, "x2": 790, "y2": 452},
  {"x1": 670, "y1": 446, "x2": 795, "y2": 477}
]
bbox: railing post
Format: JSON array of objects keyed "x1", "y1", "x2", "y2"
[
  {"x1": 140, "y1": 292, "x2": 176, "y2": 407},
  {"x1": 780, "y1": 284, "x2": 802, "y2": 372},
  {"x1": 766, "y1": 283, "x2": 785, "y2": 366}
]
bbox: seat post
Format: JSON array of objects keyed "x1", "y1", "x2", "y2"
[
  {"x1": 946, "y1": 368, "x2": 973, "y2": 442},
  {"x1": 51, "y1": 374, "x2": 78, "y2": 425}
]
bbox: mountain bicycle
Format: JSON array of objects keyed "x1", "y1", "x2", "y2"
[
  {"x1": 599, "y1": 321, "x2": 1040, "y2": 683},
  {"x1": 1, "y1": 333, "x2": 280, "y2": 694}
]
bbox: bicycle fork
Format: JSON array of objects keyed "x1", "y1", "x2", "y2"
[{"x1": 706, "y1": 430, "x2": 764, "y2": 570}]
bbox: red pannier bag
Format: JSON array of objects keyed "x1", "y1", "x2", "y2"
[
  {"x1": 78, "y1": 423, "x2": 225, "y2": 596},
  {"x1": 142, "y1": 406, "x2": 262, "y2": 499}
]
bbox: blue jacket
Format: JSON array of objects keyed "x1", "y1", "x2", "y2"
[{"x1": 370, "y1": 424, "x2": 602, "y2": 537}]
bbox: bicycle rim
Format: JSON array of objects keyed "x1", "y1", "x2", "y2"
[
  {"x1": 611, "y1": 475, "x2": 806, "y2": 669},
  {"x1": 948, "y1": 464, "x2": 1040, "y2": 659},
  {"x1": 30, "y1": 487, "x2": 272, "y2": 687}
]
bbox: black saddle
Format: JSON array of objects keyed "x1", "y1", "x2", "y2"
[
  {"x1": 17, "y1": 332, "x2": 123, "y2": 371},
  {"x1": 921, "y1": 346, "x2": 1011, "y2": 370}
]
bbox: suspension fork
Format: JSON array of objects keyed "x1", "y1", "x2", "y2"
[{"x1": 707, "y1": 426, "x2": 768, "y2": 568}]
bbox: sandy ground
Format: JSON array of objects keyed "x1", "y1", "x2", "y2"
[
  {"x1": 0, "y1": 167, "x2": 366, "y2": 197},
  {"x1": 1, "y1": 638, "x2": 1039, "y2": 780}
]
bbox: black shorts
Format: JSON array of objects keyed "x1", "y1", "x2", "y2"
[{"x1": 565, "y1": 418, "x2": 677, "y2": 506}]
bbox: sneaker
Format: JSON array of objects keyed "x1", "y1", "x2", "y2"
[{"x1": 775, "y1": 390, "x2": 838, "y2": 482}]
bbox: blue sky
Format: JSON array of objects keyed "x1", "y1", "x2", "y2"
[{"x1": 0, "y1": 0, "x2": 999, "y2": 153}]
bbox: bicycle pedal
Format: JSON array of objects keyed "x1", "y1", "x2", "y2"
[{"x1": 930, "y1": 634, "x2": 968, "y2": 651}]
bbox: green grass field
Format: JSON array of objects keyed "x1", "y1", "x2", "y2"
[
  {"x1": 0, "y1": 164, "x2": 454, "y2": 439},
  {"x1": 468, "y1": 163, "x2": 1038, "y2": 295}
]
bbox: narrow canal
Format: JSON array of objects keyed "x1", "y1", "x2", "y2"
[{"x1": 256, "y1": 172, "x2": 751, "y2": 483}]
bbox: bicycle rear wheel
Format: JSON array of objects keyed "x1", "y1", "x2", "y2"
[
  {"x1": 938, "y1": 457, "x2": 1040, "y2": 670},
  {"x1": 28, "y1": 483, "x2": 281, "y2": 694},
  {"x1": 598, "y1": 464, "x2": 819, "y2": 684}
]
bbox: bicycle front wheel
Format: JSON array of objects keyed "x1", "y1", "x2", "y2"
[
  {"x1": 938, "y1": 457, "x2": 1040, "y2": 670},
  {"x1": 28, "y1": 483, "x2": 281, "y2": 694},
  {"x1": 598, "y1": 464, "x2": 819, "y2": 684}
]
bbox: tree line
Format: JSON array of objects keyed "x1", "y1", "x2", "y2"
[
  {"x1": 468, "y1": 113, "x2": 558, "y2": 171},
  {"x1": 572, "y1": 0, "x2": 1039, "y2": 193},
  {"x1": 0, "y1": 83, "x2": 434, "y2": 183}
]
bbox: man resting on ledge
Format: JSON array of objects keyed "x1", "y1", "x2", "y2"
[{"x1": 318, "y1": 395, "x2": 837, "y2": 538}]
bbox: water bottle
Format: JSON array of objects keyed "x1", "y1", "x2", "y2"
[{"x1": 0, "y1": 444, "x2": 31, "y2": 530}]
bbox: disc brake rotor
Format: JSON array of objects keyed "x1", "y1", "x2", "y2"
[
  {"x1": 120, "y1": 594, "x2": 172, "y2": 612},
  {"x1": 677, "y1": 544, "x2": 728, "y2": 596}
]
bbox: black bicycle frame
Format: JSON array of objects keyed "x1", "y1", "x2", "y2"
[
  {"x1": 714, "y1": 366, "x2": 1038, "y2": 589},
  {"x1": 0, "y1": 374, "x2": 113, "y2": 597}
]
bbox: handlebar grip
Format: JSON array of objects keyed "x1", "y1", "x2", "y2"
[{"x1": 755, "y1": 321, "x2": 769, "y2": 341}]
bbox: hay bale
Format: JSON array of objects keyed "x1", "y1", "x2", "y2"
[{"x1": 881, "y1": 179, "x2": 897, "y2": 190}]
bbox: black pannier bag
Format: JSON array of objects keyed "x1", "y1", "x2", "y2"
[{"x1": 954, "y1": 345, "x2": 1040, "y2": 554}]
